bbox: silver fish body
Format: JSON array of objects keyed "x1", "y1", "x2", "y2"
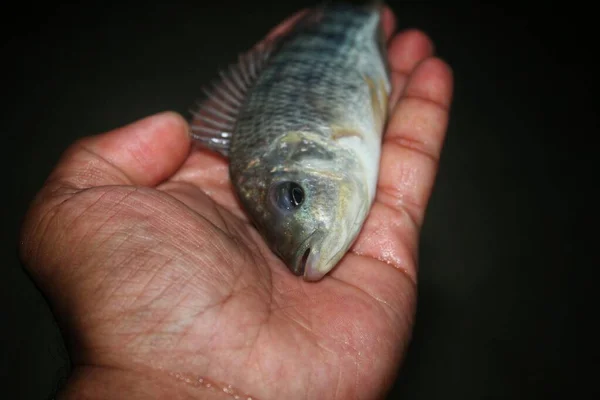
[{"x1": 191, "y1": 1, "x2": 391, "y2": 281}]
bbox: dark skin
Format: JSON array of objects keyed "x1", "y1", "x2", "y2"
[{"x1": 20, "y1": 7, "x2": 453, "y2": 399}]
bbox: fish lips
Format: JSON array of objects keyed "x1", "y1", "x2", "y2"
[{"x1": 291, "y1": 230, "x2": 332, "y2": 282}]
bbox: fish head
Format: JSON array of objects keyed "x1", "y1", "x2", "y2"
[
  {"x1": 264, "y1": 167, "x2": 368, "y2": 281},
  {"x1": 233, "y1": 132, "x2": 371, "y2": 281}
]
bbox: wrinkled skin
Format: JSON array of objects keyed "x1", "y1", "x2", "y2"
[{"x1": 19, "y1": 8, "x2": 453, "y2": 400}]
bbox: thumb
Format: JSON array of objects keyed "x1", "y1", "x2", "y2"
[
  {"x1": 19, "y1": 111, "x2": 191, "y2": 300},
  {"x1": 47, "y1": 111, "x2": 191, "y2": 191}
]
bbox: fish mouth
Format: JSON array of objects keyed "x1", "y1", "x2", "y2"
[
  {"x1": 299, "y1": 230, "x2": 354, "y2": 282},
  {"x1": 302, "y1": 246, "x2": 325, "y2": 282},
  {"x1": 292, "y1": 230, "x2": 333, "y2": 282},
  {"x1": 292, "y1": 230, "x2": 321, "y2": 278}
]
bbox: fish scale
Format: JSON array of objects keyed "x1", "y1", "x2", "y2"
[{"x1": 191, "y1": 1, "x2": 391, "y2": 281}]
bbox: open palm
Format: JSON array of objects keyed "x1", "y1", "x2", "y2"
[{"x1": 20, "y1": 8, "x2": 452, "y2": 400}]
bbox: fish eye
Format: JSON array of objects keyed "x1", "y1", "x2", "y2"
[{"x1": 272, "y1": 181, "x2": 305, "y2": 211}]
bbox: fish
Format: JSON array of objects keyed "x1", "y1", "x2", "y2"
[{"x1": 189, "y1": 0, "x2": 391, "y2": 281}]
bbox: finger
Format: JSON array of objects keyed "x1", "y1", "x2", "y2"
[
  {"x1": 378, "y1": 57, "x2": 454, "y2": 228},
  {"x1": 265, "y1": 9, "x2": 309, "y2": 40},
  {"x1": 47, "y1": 111, "x2": 190, "y2": 191},
  {"x1": 387, "y1": 29, "x2": 435, "y2": 109},
  {"x1": 381, "y1": 6, "x2": 397, "y2": 39},
  {"x1": 332, "y1": 58, "x2": 453, "y2": 336}
]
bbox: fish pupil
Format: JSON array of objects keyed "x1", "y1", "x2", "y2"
[{"x1": 274, "y1": 181, "x2": 305, "y2": 211}]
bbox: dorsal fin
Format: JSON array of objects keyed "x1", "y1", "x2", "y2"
[
  {"x1": 188, "y1": 8, "x2": 330, "y2": 157},
  {"x1": 189, "y1": 40, "x2": 277, "y2": 157}
]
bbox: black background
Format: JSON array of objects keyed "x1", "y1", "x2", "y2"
[{"x1": 2, "y1": 1, "x2": 588, "y2": 398}]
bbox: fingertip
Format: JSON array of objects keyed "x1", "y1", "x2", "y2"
[
  {"x1": 60, "y1": 111, "x2": 192, "y2": 189},
  {"x1": 98, "y1": 110, "x2": 190, "y2": 144},
  {"x1": 103, "y1": 109, "x2": 191, "y2": 154},
  {"x1": 404, "y1": 57, "x2": 454, "y2": 110},
  {"x1": 269, "y1": 6, "x2": 397, "y2": 42},
  {"x1": 381, "y1": 6, "x2": 397, "y2": 39},
  {"x1": 113, "y1": 110, "x2": 192, "y2": 184},
  {"x1": 156, "y1": 110, "x2": 190, "y2": 131},
  {"x1": 266, "y1": 9, "x2": 309, "y2": 40},
  {"x1": 388, "y1": 29, "x2": 435, "y2": 74},
  {"x1": 137, "y1": 110, "x2": 191, "y2": 148},
  {"x1": 151, "y1": 110, "x2": 192, "y2": 148}
]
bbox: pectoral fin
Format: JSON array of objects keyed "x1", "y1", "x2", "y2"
[
  {"x1": 331, "y1": 126, "x2": 364, "y2": 140},
  {"x1": 363, "y1": 75, "x2": 388, "y2": 134}
]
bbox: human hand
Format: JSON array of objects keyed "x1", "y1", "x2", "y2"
[{"x1": 20, "y1": 8, "x2": 452, "y2": 400}]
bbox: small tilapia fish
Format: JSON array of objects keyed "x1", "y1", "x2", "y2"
[{"x1": 190, "y1": 0, "x2": 391, "y2": 281}]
